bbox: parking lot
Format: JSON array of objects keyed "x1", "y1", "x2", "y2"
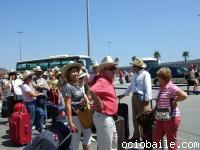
[{"x1": 0, "y1": 82, "x2": 200, "y2": 150}]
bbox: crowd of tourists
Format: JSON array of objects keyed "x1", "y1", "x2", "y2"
[{"x1": 0, "y1": 56, "x2": 189, "y2": 150}]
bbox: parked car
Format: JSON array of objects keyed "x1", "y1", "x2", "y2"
[{"x1": 148, "y1": 66, "x2": 188, "y2": 86}]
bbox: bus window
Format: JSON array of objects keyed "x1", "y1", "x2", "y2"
[
  {"x1": 61, "y1": 60, "x2": 74, "y2": 65},
  {"x1": 27, "y1": 63, "x2": 37, "y2": 70},
  {"x1": 17, "y1": 63, "x2": 26, "y2": 70},
  {"x1": 39, "y1": 62, "x2": 49, "y2": 70},
  {"x1": 49, "y1": 60, "x2": 61, "y2": 68}
]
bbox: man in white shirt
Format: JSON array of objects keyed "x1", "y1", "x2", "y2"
[{"x1": 118, "y1": 57, "x2": 152, "y2": 142}]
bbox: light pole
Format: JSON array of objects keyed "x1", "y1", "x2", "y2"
[
  {"x1": 17, "y1": 31, "x2": 23, "y2": 61},
  {"x1": 106, "y1": 41, "x2": 112, "y2": 56},
  {"x1": 86, "y1": 0, "x2": 91, "y2": 57}
]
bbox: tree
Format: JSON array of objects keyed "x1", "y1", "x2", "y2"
[
  {"x1": 114, "y1": 57, "x2": 119, "y2": 63},
  {"x1": 153, "y1": 50, "x2": 161, "y2": 62},
  {"x1": 182, "y1": 50, "x2": 189, "y2": 62}
]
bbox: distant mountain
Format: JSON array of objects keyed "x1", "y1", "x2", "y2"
[{"x1": 0, "y1": 68, "x2": 8, "y2": 74}]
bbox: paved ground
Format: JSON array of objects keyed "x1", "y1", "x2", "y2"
[{"x1": 0, "y1": 81, "x2": 200, "y2": 150}]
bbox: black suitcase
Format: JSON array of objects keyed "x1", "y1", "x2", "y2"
[
  {"x1": 51, "y1": 105, "x2": 67, "y2": 127},
  {"x1": 117, "y1": 99, "x2": 129, "y2": 139},
  {"x1": 115, "y1": 116, "x2": 125, "y2": 150},
  {"x1": 1, "y1": 99, "x2": 8, "y2": 118},
  {"x1": 23, "y1": 130, "x2": 59, "y2": 150},
  {"x1": 53, "y1": 121, "x2": 71, "y2": 150}
]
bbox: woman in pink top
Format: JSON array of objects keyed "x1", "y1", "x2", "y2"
[
  {"x1": 90, "y1": 56, "x2": 118, "y2": 150},
  {"x1": 153, "y1": 67, "x2": 187, "y2": 150}
]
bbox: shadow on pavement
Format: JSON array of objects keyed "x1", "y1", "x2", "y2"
[
  {"x1": 2, "y1": 140, "x2": 24, "y2": 148},
  {"x1": 1, "y1": 134, "x2": 9, "y2": 139},
  {"x1": 0, "y1": 121, "x2": 7, "y2": 125}
]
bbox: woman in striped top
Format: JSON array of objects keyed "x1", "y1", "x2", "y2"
[{"x1": 152, "y1": 67, "x2": 187, "y2": 150}]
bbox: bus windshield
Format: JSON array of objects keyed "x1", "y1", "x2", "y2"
[{"x1": 16, "y1": 55, "x2": 93, "y2": 74}]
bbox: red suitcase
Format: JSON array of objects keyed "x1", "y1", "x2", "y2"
[{"x1": 9, "y1": 104, "x2": 31, "y2": 145}]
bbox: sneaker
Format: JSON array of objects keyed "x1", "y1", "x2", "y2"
[
  {"x1": 91, "y1": 136, "x2": 96, "y2": 142},
  {"x1": 32, "y1": 125, "x2": 36, "y2": 130}
]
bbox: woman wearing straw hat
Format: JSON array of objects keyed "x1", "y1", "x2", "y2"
[
  {"x1": 21, "y1": 70, "x2": 44, "y2": 132},
  {"x1": 89, "y1": 56, "x2": 118, "y2": 150},
  {"x1": 61, "y1": 62, "x2": 92, "y2": 150}
]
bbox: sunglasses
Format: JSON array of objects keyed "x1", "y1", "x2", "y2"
[{"x1": 105, "y1": 67, "x2": 117, "y2": 71}]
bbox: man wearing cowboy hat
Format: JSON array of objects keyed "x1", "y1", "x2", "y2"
[
  {"x1": 32, "y1": 66, "x2": 49, "y2": 130},
  {"x1": 118, "y1": 57, "x2": 152, "y2": 143},
  {"x1": 89, "y1": 56, "x2": 118, "y2": 150}
]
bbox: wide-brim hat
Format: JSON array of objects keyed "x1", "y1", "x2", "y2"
[
  {"x1": 52, "y1": 66, "x2": 60, "y2": 73},
  {"x1": 23, "y1": 70, "x2": 33, "y2": 81},
  {"x1": 33, "y1": 66, "x2": 43, "y2": 72},
  {"x1": 92, "y1": 61, "x2": 99, "y2": 68},
  {"x1": 61, "y1": 62, "x2": 82, "y2": 81},
  {"x1": 130, "y1": 57, "x2": 147, "y2": 68},
  {"x1": 97, "y1": 56, "x2": 118, "y2": 73},
  {"x1": 78, "y1": 69, "x2": 87, "y2": 79}
]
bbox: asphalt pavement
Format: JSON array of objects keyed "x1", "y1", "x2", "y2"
[{"x1": 0, "y1": 81, "x2": 200, "y2": 150}]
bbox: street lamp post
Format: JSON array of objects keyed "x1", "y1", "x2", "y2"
[
  {"x1": 106, "y1": 41, "x2": 112, "y2": 56},
  {"x1": 17, "y1": 31, "x2": 23, "y2": 61},
  {"x1": 86, "y1": 0, "x2": 91, "y2": 57}
]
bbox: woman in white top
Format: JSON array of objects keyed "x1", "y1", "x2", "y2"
[{"x1": 21, "y1": 70, "x2": 43, "y2": 129}]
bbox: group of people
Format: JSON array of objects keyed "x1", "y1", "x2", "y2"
[
  {"x1": 185, "y1": 64, "x2": 200, "y2": 94},
  {"x1": 0, "y1": 55, "x2": 188, "y2": 150},
  {"x1": 0, "y1": 66, "x2": 64, "y2": 133}
]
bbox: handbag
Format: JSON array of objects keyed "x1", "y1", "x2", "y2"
[
  {"x1": 155, "y1": 108, "x2": 172, "y2": 121},
  {"x1": 76, "y1": 103, "x2": 93, "y2": 128},
  {"x1": 137, "y1": 110, "x2": 155, "y2": 125},
  {"x1": 155, "y1": 90, "x2": 173, "y2": 121}
]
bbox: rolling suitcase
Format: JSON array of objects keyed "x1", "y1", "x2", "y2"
[
  {"x1": 115, "y1": 116, "x2": 125, "y2": 150},
  {"x1": 23, "y1": 130, "x2": 59, "y2": 150},
  {"x1": 53, "y1": 120, "x2": 71, "y2": 150},
  {"x1": 51, "y1": 105, "x2": 67, "y2": 127},
  {"x1": 9, "y1": 104, "x2": 31, "y2": 145},
  {"x1": 117, "y1": 99, "x2": 129, "y2": 139}
]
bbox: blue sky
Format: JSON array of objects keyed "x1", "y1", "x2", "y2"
[{"x1": 0, "y1": 0, "x2": 200, "y2": 69}]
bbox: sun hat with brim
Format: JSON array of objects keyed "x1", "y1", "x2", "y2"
[
  {"x1": 92, "y1": 61, "x2": 99, "y2": 68},
  {"x1": 43, "y1": 71, "x2": 48, "y2": 76},
  {"x1": 97, "y1": 56, "x2": 118, "y2": 73},
  {"x1": 130, "y1": 57, "x2": 147, "y2": 68},
  {"x1": 33, "y1": 66, "x2": 43, "y2": 72},
  {"x1": 23, "y1": 70, "x2": 33, "y2": 81},
  {"x1": 61, "y1": 62, "x2": 82, "y2": 81},
  {"x1": 78, "y1": 69, "x2": 87, "y2": 79}
]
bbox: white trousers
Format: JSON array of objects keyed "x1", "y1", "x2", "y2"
[
  {"x1": 69, "y1": 116, "x2": 92, "y2": 150},
  {"x1": 93, "y1": 111, "x2": 118, "y2": 150}
]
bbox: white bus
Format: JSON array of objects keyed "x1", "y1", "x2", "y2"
[{"x1": 16, "y1": 55, "x2": 93, "y2": 74}]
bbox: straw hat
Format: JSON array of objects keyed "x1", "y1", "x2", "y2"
[
  {"x1": 130, "y1": 57, "x2": 147, "y2": 68},
  {"x1": 23, "y1": 70, "x2": 33, "y2": 81},
  {"x1": 78, "y1": 69, "x2": 87, "y2": 79},
  {"x1": 52, "y1": 66, "x2": 60, "y2": 73},
  {"x1": 97, "y1": 56, "x2": 117, "y2": 73},
  {"x1": 33, "y1": 66, "x2": 43, "y2": 72},
  {"x1": 43, "y1": 71, "x2": 48, "y2": 76},
  {"x1": 92, "y1": 61, "x2": 99, "y2": 68},
  {"x1": 61, "y1": 62, "x2": 82, "y2": 81}
]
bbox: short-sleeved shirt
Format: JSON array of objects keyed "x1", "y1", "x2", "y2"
[
  {"x1": 62, "y1": 83, "x2": 84, "y2": 104},
  {"x1": 90, "y1": 75, "x2": 118, "y2": 116},
  {"x1": 21, "y1": 84, "x2": 36, "y2": 102},
  {"x1": 157, "y1": 81, "x2": 180, "y2": 116}
]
